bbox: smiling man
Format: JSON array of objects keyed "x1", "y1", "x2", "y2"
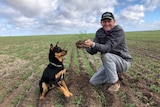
[{"x1": 84, "y1": 12, "x2": 132, "y2": 92}]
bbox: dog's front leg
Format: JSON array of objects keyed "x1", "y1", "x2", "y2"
[
  {"x1": 55, "y1": 69, "x2": 67, "y2": 79},
  {"x1": 61, "y1": 80, "x2": 73, "y2": 97},
  {"x1": 58, "y1": 86, "x2": 71, "y2": 97},
  {"x1": 55, "y1": 69, "x2": 72, "y2": 97}
]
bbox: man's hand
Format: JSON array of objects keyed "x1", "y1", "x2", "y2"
[
  {"x1": 84, "y1": 39, "x2": 94, "y2": 47},
  {"x1": 76, "y1": 40, "x2": 89, "y2": 49},
  {"x1": 76, "y1": 39, "x2": 95, "y2": 49}
]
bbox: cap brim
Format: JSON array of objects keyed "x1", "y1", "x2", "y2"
[{"x1": 101, "y1": 17, "x2": 113, "y2": 20}]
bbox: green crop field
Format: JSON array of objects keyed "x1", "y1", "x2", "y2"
[{"x1": 0, "y1": 31, "x2": 160, "y2": 107}]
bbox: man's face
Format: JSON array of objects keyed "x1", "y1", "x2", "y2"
[{"x1": 101, "y1": 19, "x2": 115, "y2": 31}]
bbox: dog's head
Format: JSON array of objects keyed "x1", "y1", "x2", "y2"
[{"x1": 49, "y1": 42, "x2": 67, "y2": 63}]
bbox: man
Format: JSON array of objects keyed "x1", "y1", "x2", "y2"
[{"x1": 84, "y1": 12, "x2": 132, "y2": 92}]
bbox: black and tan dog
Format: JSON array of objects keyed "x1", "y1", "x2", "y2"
[{"x1": 39, "y1": 42, "x2": 73, "y2": 100}]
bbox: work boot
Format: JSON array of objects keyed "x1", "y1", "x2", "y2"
[
  {"x1": 118, "y1": 73, "x2": 123, "y2": 81},
  {"x1": 108, "y1": 82, "x2": 120, "y2": 92}
]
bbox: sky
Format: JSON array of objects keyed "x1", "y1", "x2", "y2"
[{"x1": 0, "y1": 0, "x2": 160, "y2": 36}]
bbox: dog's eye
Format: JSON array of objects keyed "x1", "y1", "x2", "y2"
[{"x1": 57, "y1": 47, "x2": 62, "y2": 52}]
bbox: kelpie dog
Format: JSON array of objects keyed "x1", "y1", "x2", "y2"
[{"x1": 39, "y1": 42, "x2": 73, "y2": 100}]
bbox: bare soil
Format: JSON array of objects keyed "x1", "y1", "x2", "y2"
[{"x1": 0, "y1": 46, "x2": 160, "y2": 107}]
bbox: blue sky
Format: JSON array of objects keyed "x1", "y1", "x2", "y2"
[{"x1": 0, "y1": 0, "x2": 160, "y2": 36}]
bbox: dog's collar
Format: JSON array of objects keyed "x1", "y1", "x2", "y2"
[{"x1": 50, "y1": 62, "x2": 63, "y2": 67}]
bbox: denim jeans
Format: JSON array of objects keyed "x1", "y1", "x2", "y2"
[{"x1": 89, "y1": 53, "x2": 131, "y2": 85}]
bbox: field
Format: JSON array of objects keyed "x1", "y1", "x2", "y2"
[{"x1": 0, "y1": 31, "x2": 160, "y2": 107}]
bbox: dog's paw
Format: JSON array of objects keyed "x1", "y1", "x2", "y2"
[
  {"x1": 69, "y1": 92, "x2": 73, "y2": 97},
  {"x1": 64, "y1": 93, "x2": 70, "y2": 97},
  {"x1": 66, "y1": 92, "x2": 73, "y2": 97},
  {"x1": 63, "y1": 92, "x2": 71, "y2": 97},
  {"x1": 40, "y1": 96, "x2": 44, "y2": 100}
]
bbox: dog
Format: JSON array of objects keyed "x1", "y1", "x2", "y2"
[{"x1": 39, "y1": 42, "x2": 73, "y2": 100}]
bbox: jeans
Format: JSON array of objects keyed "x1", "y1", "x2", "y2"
[{"x1": 89, "y1": 53, "x2": 131, "y2": 85}]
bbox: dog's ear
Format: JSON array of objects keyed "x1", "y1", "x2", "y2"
[
  {"x1": 50, "y1": 44, "x2": 54, "y2": 50},
  {"x1": 50, "y1": 44, "x2": 53, "y2": 47},
  {"x1": 55, "y1": 42, "x2": 59, "y2": 47}
]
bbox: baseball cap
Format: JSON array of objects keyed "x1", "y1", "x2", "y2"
[{"x1": 101, "y1": 12, "x2": 114, "y2": 20}]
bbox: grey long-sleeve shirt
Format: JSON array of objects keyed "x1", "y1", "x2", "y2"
[{"x1": 86, "y1": 25, "x2": 132, "y2": 62}]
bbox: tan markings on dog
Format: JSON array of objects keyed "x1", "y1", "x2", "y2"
[
  {"x1": 40, "y1": 82, "x2": 48, "y2": 100},
  {"x1": 55, "y1": 69, "x2": 67, "y2": 79},
  {"x1": 61, "y1": 80, "x2": 73, "y2": 97},
  {"x1": 55, "y1": 51, "x2": 67, "y2": 62},
  {"x1": 55, "y1": 69, "x2": 73, "y2": 97},
  {"x1": 55, "y1": 53, "x2": 63, "y2": 62},
  {"x1": 58, "y1": 86, "x2": 72, "y2": 97}
]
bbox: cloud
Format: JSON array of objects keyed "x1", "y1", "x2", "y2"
[
  {"x1": 123, "y1": 21, "x2": 160, "y2": 32},
  {"x1": 0, "y1": 0, "x2": 160, "y2": 36},
  {"x1": 2, "y1": 0, "x2": 58, "y2": 18},
  {"x1": 0, "y1": 0, "x2": 119, "y2": 35},
  {"x1": 116, "y1": 0, "x2": 160, "y2": 31},
  {"x1": 119, "y1": 5, "x2": 145, "y2": 21},
  {"x1": 51, "y1": 0, "x2": 118, "y2": 26},
  {"x1": 142, "y1": 0, "x2": 160, "y2": 11}
]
